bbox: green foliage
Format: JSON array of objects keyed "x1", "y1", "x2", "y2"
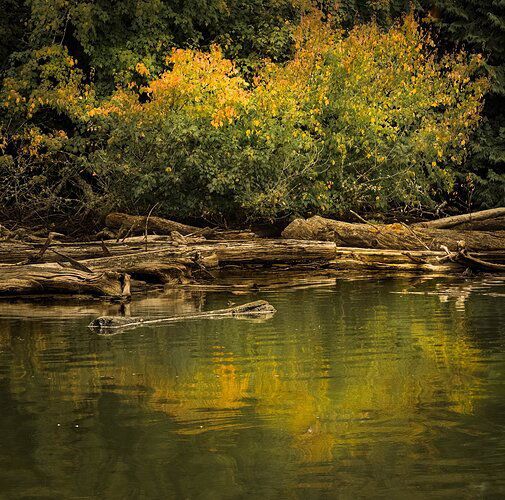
[
  {"x1": 0, "y1": 0, "x2": 502, "y2": 225},
  {"x1": 0, "y1": 44, "x2": 100, "y2": 223},
  {"x1": 89, "y1": 15, "x2": 487, "y2": 221},
  {"x1": 429, "y1": 0, "x2": 505, "y2": 208}
]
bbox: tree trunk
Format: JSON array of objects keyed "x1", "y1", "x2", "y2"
[
  {"x1": 105, "y1": 212, "x2": 256, "y2": 239},
  {"x1": 0, "y1": 239, "x2": 338, "y2": 296},
  {"x1": 0, "y1": 266, "x2": 129, "y2": 297},
  {"x1": 282, "y1": 216, "x2": 505, "y2": 251},
  {"x1": 73, "y1": 239, "x2": 336, "y2": 271}
]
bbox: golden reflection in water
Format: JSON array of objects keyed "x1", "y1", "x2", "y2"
[{"x1": 0, "y1": 283, "x2": 492, "y2": 470}]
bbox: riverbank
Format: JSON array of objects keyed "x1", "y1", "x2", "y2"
[{"x1": 1, "y1": 209, "x2": 505, "y2": 300}]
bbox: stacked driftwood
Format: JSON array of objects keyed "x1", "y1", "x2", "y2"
[
  {"x1": 1, "y1": 209, "x2": 505, "y2": 298},
  {"x1": 282, "y1": 208, "x2": 505, "y2": 273}
]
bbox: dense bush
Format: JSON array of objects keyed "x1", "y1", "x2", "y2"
[
  {"x1": 429, "y1": 0, "x2": 505, "y2": 209},
  {"x1": 88, "y1": 13, "x2": 487, "y2": 221},
  {"x1": 0, "y1": 45, "x2": 100, "y2": 223},
  {"x1": 0, "y1": 0, "x2": 499, "y2": 225}
]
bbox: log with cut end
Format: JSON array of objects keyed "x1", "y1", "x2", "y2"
[
  {"x1": 282, "y1": 216, "x2": 505, "y2": 251},
  {"x1": 89, "y1": 300, "x2": 276, "y2": 331}
]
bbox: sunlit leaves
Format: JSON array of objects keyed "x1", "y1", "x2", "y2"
[{"x1": 88, "y1": 11, "x2": 488, "y2": 220}]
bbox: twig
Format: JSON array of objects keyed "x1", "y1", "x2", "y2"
[
  {"x1": 120, "y1": 224, "x2": 135, "y2": 243},
  {"x1": 400, "y1": 222, "x2": 431, "y2": 251},
  {"x1": 349, "y1": 210, "x2": 382, "y2": 231},
  {"x1": 145, "y1": 204, "x2": 159, "y2": 251},
  {"x1": 402, "y1": 252, "x2": 427, "y2": 264},
  {"x1": 458, "y1": 250, "x2": 505, "y2": 272},
  {"x1": 101, "y1": 240, "x2": 111, "y2": 256},
  {"x1": 50, "y1": 249, "x2": 94, "y2": 273}
]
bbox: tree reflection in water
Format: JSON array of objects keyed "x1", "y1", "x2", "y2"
[{"x1": 1, "y1": 277, "x2": 505, "y2": 498}]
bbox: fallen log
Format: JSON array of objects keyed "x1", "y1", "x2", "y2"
[
  {"x1": 0, "y1": 236, "x2": 178, "y2": 265},
  {"x1": 447, "y1": 216, "x2": 505, "y2": 232},
  {"x1": 58, "y1": 239, "x2": 337, "y2": 281},
  {"x1": 105, "y1": 212, "x2": 256, "y2": 240},
  {"x1": 414, "y1": 208, "x2": 505, "y2": 230},
  {"x1": 0, "y1": 239, "x2": 338, "y2": 295},
  {"x1": 453, "y1": 249, "x2": 505, "y2": 273},
  {"x1": 88, "y1": 300, "x2": 276, "y2": 331},
  {"x1": 282, "y1": 216, "x2": 505, "y2": 251},
  {"x1": 0, "y1": 266, "x2": 130, "y2": 297}
]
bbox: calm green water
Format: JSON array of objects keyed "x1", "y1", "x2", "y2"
[{"x1": 1, "y1": 277, "x2": 505, "y2": 499}]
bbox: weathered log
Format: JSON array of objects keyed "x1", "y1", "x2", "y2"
[
  {"x1": 0, "y1": 266, "x2": 130, "y2": 297},
  {"x1": 0, "y1": 238, "x2": 338, "y2": 295},
  {"x1": 327, "y1": 247, "x2": 464, "y2": 273},
  {"x1": 0, "y1": 236, "x2": 175, "y2": 265},
  {"x1": 105, "y1": 212, "x2": 257, "y2": 240},
  {"x1": 106, "y1": 212, "x2": 203, "y2": 236},
  {"x1": 89, "y1": 300, "x2": 276, "y2": 331},
  {"x1": 414, "y1": 208, "x2": 505, "y2": 230},
  {"x1": 450, "y1": 216, "x2": 505, "y2": 231},
  {"x1": 282, "y1": 216, "x2": 505, "y2": 251},
  {"x1": 63, "y1": 239, "x2": 337, "y2": 280}
]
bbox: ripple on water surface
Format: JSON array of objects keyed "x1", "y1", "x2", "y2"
[{"x1": 0, "y1": 277, "x2": 505, "y2": 498}]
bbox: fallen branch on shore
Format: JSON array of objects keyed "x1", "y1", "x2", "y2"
[{"x1": 88, "y1": 300, "x2": 276, "y2": 331}]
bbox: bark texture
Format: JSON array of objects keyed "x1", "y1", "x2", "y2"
[
  {"x1": 105, "y1": 212, "x2": 256, "y2": 239},
  {"x1": 282, "y1": 216, "x2": 505, "y2": 251},
  {"x1": 414, "y1": 208, "x2": 505, "y2": 230},
  {"x1": 0, "y1": 266, "x2": 128, "y2": 297}
]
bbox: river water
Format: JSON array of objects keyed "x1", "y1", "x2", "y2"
[{"x1": 1, "y1": 276, "x2": 505, "y2": 499}]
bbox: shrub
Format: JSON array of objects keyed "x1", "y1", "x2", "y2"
[
  {"x1": 0, "y1": 45, "x2": 100, "y2": 224},
  {"x1": 89, "y1": 11, "x2": 488, "y2": 222}
]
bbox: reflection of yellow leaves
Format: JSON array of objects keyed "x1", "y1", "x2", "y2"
[{"x1": 4, "y1": 288, "x2": 487, "y2": 467}]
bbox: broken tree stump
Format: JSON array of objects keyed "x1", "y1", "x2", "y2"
[{"x1": 89, "y1": 299, "x2": 276, "y2": 331}]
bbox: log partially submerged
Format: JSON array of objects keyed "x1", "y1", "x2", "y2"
[
  {"x1": 282, "y1": 216, "x2": 505, "y2": 252},
  {"x1": 89, "y1": 300, "x2": 276, "y2": 331},
  {"x1": 3, "y1": 209, "x2": 505, "y2": 300},
  {"x1": 57, "y1": 239, "x2": 338, "y2": 281},
  {"x1": 0, "y1": 239, "x2": 337, "y2": 297}
]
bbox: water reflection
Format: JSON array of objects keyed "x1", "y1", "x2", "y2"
[{"x1": 1, "y1": 277, "x2": 505, "y2": 498}]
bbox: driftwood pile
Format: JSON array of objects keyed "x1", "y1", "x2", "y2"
[{"x1": 1, "y1": 209, "x2": 505, "y2": 298}]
